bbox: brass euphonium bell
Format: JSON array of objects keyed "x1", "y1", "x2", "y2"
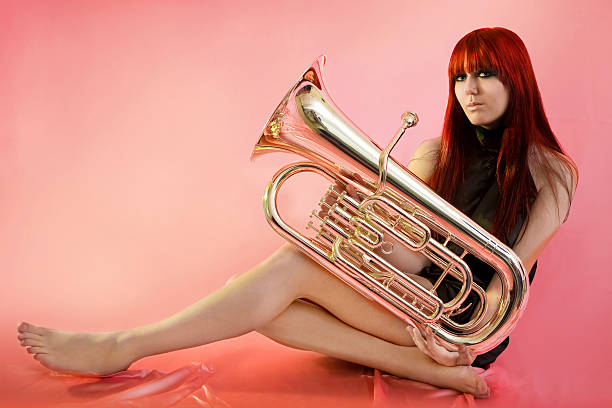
[{"x1": 252, "y1": 55, "x2": 529, "y2": 353}]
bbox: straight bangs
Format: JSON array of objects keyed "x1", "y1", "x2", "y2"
[
  {"x1": 433, "y1": 27, "x2": 578, "y2": 243},
  {"x1": 448, "y1": 33, "x2": 504, "y2": 85}
]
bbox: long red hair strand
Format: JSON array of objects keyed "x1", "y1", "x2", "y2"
[{"x1": 429, "y1": 27, "x2": 578, "y2": 241}]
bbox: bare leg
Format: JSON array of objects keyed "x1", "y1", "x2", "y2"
[
  {"x1": 18, "y1": 244, "x2": 312, "y2": 375},
  {"x1": 17, "y1": 244, "x2": 488, "y2": 396},
  {"x1": 256, "y1": 300, "x2": 488, "y2": 397}
]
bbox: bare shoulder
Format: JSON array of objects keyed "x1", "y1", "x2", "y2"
[
  {"x1": 528, "y1": 147, "x2": 578, "y2": 194},
  {"x1": 408, "y1": 137, "x2": 441, "y2": 183},
  {"x1": 527, "y1": 146, "x2": 578, "y2": 223},
  {"x1": 512, "y1": 147, "x2": 578, "y2": 270}
]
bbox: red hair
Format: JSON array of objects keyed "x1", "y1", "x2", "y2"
[{"x1": 429, "y1": 27, "x2": 578, "y2": 241}]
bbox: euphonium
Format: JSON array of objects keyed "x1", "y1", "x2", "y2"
[{"x1": 251, "y1": 56, "x2": 529, "y2": 353}]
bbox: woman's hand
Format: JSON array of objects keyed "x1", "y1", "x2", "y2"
[{"x1": 407, "y1": 326, "x2": 477, "y2": 367}]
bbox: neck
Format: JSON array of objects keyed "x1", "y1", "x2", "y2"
[
  {"x1": 475, "y1": 125, "x2": 504, "y2": 136},
  {"x1": 474, "y1": 125, "x2": 504, "y2": 151}
]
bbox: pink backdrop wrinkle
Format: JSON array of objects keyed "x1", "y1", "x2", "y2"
[{"x1": 1, "y1": 1, "x2": 610, "y2": 407}]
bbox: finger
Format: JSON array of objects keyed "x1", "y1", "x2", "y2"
[
  {"x1": 415, "y1": 328, "x2": 436, "y2": 355},
  {"x1": 408, "y1": 327, "x2": 427, "y2": 351},
  {"x1": 438, "y1": 339, "x2": 460, "y2": 353},
  {"x1": 460, "y1": 345, "x2": 476, "y2": 360},
  {"x1": 434, "y1": 338, "x2": 456, "y2": 352},
  {"x1": 411, "y1": 328, "x2": 455, "y2": 366},
  {"x1": 414, "y1": 333, "x2": 428, "y2": 353},
  {"x1": 458, "y1": 344, "x2": 473, "y2": 354},
  {"x1": 455, "y1": 344, "x2": 476, "y2": 365},
  {"x1": 425, "y1": 327, "x2": 438, "y2": 350},
  {"x1": 425, "y1": 327, "x2": 459, "y2": 352},
  {"x1": 415, "y1": 328, "x2": 433, "y2": 353},
  {"x1": 406, "y1": 326, "x2": 417, "y2": 341},
  {"x1": 425, "y1": 327, "x2": 448, "y2": 355},
  {"x1": 417, "y1": 327, "x2": 429, "y2": 344},
  {"x1": 412, "y1": 327, "x2": 426, "y2": 342},
  {"x1": 426, "y1": 327, "x2": 436, "y2": 343}
]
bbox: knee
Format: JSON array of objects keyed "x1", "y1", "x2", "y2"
[
  {"x1": 275, "y1": 243, "x2": 303, "y2": 260},
  {"x1": 266, "y1": 243, "x2": 312, "y2": 271},
  {"x1": 261, "y1": 243, "x2": 325, "y2": 291},
  {"x1": 226, "y1": 244, "x2": 306, "y2": 286}
]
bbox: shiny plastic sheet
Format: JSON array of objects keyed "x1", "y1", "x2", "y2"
[
  {"x1": 5, "y1": 361, "x2": 229, "y2": 408},
  {"x1": 5, "y1": 347, "x2": 541, "y2": 408}
]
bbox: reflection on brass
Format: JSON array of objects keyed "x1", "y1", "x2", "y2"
[{"x1": 252, "y1": 56, "x2": 529, "y2": 353}]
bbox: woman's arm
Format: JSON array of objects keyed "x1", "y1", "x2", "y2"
[
  {"x1": 409, "y1": 150, "x2": 577, "y2": 366},
  {"x1": 512, "y1": 151, "x2": 577, "y2": 271},
  {"x1": 474, "y1": 151, "x2": 578, "y2": 331},
  {"x1": 380, "y1": 137, "x2": 442, "y2": 273}
]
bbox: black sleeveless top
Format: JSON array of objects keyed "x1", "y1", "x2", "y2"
[{"x1": 419, "y1": 125, "x2": 537, "y2": 368}]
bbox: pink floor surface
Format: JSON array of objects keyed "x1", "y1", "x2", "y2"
[{"x1": 4, "y1": 333, "x2": 539, "y2": 408}]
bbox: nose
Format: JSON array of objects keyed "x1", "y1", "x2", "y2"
[{"x1": 464, "y1": 75, "x2": 478, "y2": 95}]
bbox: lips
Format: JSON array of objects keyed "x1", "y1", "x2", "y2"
[{"x1": 466, "y1": 102, "x2": 483, "y2": 111}]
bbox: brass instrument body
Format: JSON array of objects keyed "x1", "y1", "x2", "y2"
[{"x1": 252, "y1": 56, "x2": 529, "y2": 354}]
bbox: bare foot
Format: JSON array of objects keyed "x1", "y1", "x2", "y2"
[
  {"x1": 457, "y1": 365, "x2": 490, "y2": 398},
  {"x1": 17, "y1": 322, "x2": 136, "y2": 376}
]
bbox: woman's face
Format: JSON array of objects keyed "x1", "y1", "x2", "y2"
[{"x1": 454, "y1": 69, "x2": 509, "y2": 129}]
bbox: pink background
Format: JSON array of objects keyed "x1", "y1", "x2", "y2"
[{"x1": 1, "y1": 0, "x2": 610, "y2": 407}]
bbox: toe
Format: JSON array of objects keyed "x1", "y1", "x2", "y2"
[
  {"x1": 26, "y1": 346, "x2": 47, "y2": 355},
  {"x1": 33, "y1": 353, "x2": 54, "y2": 370},
  {"x1": 18, "y1": 332, "x2": 43, "y2": 341},
  {"x1": 33, "y1": 353, "x2": 48, "y2": 364},
  {"x1": 473, "y1": 374, "x2": 490, "y2": 398},
  {"x1": 21, "y1": 338, "x2": 44, "y2": 347},
  {"x1": 18, "y1": 322, "x2": 47, "y2": 335}
]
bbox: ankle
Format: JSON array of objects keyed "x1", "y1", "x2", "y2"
[{"x1": 114, "y1": 329, "x2": 142, "y2": 364}]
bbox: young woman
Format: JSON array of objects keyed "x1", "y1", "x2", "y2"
[{"x1": 16, "y1": 27, "x2": 578, "y2": 398}]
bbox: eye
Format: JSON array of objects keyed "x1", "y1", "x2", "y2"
[
  {"x1": 477, "y1": 70, "x2": 495, "y2": 78},
  {"x1": 454, "y1": 73, "x2": 467, "y2": 82}
]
